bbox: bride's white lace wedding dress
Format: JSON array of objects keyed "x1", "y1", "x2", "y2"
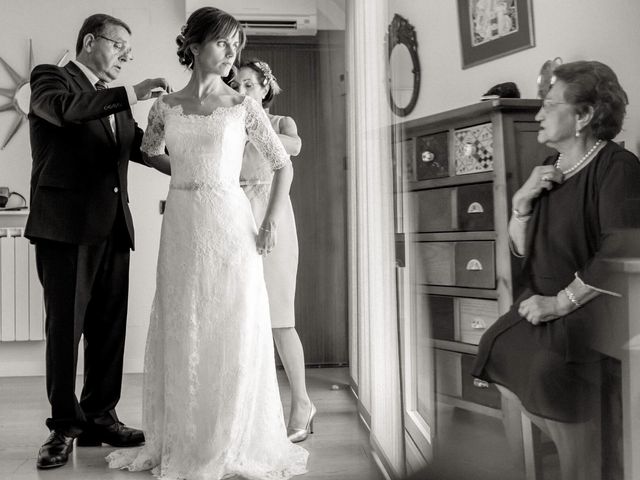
[{"x1": 106, "y1": 95, "x2": 308, "y2": 479}]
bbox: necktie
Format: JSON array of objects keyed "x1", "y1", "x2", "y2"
[{"x1": 95, "y1": 80, "x2": 115, "y2": 135}]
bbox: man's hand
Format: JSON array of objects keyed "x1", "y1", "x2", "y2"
[{"x1": 133, "y1": 78, "x2": 172, "y2": 101}]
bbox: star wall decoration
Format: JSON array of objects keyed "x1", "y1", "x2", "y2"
[{"x1": 0, "y1": 39, "x2": 68, "y2": 149}]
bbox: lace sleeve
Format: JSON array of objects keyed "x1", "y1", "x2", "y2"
[
  {"x1": 244, "y1": 97, "x2": 290, "y2": 170},
  {"x1": 141, "y1": 97, "x2": 166, "y2": 157}
]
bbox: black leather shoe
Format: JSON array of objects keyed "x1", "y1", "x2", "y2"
[
  {"x1": 76, "y1": 421, "x2": 144, "y2": 447},
  {"x1": 36, "y1": 431, "x2": 74, "y2": 469}
]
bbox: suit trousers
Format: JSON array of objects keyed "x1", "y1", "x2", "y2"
[{"x1": 35, "y1": 212, "x2": 130, "y2": 435}]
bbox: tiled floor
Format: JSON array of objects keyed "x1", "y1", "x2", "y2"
[{"x1": 0, "y1": 367, "x2": 384, "y2": 480}]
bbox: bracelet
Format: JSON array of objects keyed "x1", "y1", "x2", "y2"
[
  {"x1": 563, "y1": 287, "x2": 581, "y2": 307},
  {"x1": 512, "y1": 207, "x2": 532, "y2": 223},
  {"x1": 259, "y1": 225, "x2": 273, "y2": 232}
]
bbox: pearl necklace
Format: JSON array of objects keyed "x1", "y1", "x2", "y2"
[{"x1": 554, "y1": 139, "x2": 603, "y2": 174}]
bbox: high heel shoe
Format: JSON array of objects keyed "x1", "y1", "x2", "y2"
[{"x1": 287, "y1": 403, "x2": 316, "y2": 443}]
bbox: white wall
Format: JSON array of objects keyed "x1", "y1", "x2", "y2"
[
  {"x1": 318, "y1": 0, "x2": 346, "y2": 29},
  {"x1": 388, "y1": 0, "x2": 640, "y2": 155},
  {"x1": 0, "y1": 0, "x2": 190, "y2": 375}
]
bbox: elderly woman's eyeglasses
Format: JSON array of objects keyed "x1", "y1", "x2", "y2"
[
  {"x1": 96, "y1": 34, "x2": 133, "y2": 60},
  {"x1": 541, "y1": 99, "x2": 568, "y2": 111}
]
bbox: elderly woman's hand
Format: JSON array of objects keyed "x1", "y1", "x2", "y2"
[
  {"x1": 512, "y1": 165, "x2": 564, "y2": 214},
  {"x1": 518, "y1": 294, "x2": 571, "y2": 325}
]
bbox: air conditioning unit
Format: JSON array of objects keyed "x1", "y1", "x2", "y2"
[{"x1": 185, "y1": 0, "x2": 318, "y2": 36}]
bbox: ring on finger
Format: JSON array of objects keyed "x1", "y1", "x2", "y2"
[{"x1": 542, "y1": 175, "x2": 551, "y2": 181}]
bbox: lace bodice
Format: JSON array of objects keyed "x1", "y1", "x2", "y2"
[{"x1": 142, "y1": 95, "x2": 290, "y2": 189}]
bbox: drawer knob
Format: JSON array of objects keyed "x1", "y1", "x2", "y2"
[
  {"x1": 473, "y1": 379, "x2": 490, "y2": 389},
  {"x1": 421, "y1": 150, "x2": 435, "y2": 163},
  {"x1": 471, "y1": 318, "x2": 486, "y2": 330},
  {"x1": 466, "y1": 259, "x2": 483, "y2": 271},
  {"x1": 463, "y1": 141, "x2": 476, "y2": 157},
  {"x1": 467, "y1": 202, "x2": 484, "y2": 214}
]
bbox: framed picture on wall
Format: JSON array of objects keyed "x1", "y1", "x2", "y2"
[{"x1": 457, "y1": 0, "x2": 535, "y2": 69}]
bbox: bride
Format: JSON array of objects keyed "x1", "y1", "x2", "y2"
[{"x1": 106, "y1": 6, "x2": 308, "y2": 479}]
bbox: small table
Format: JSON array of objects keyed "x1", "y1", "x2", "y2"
[
  {"x1": 519, "y1": 257, "x2": 640, "y2": 480},
  {"x1": 592, "y1": 258, "x2": 640, "y2": 480}
]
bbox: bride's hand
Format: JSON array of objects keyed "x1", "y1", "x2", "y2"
[{"x1": 256, "y1": 225, "x2": 277, "y2": 256}]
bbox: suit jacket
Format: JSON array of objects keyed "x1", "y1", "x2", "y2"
[{"x1": 25, "y1": 61, "x2": 146, "y2": 248}]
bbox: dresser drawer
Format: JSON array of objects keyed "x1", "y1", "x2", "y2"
[
  {"x1": 454, "y1": 241, "x2": 495, "y2": 288},
  {"x1": 414, "y1": 188, "x2": 455, "y2": 232},
  {"x1": 458, "y1": 298, "x2": 499, "y2": 344},
  {"x1": 414, "y1": 183, "x2": 493, "y2": 233},
  {"x1": 461, "y1": 354, "x2": 501, "y2": 408},
  {"x1": 456, "y1": 183, "x2": 494, "y2": 231},
  {"x1": 417, "y1": 241, "x2": 495, "y2": 288},
  {"x1": 428, "y1": 295, "x2": 455, "y2": 341},
  {"x1": 417, "y1": 242, "x2": 455, "y2": 285},
  {"x1": 435, "y1": 350, "x2": 462, "y2": 397},
  {"x1": 435, "y1": 350, "x2": 501, "y2": 408},
  {"x1": 425, "y1": 295, "x2": 499, "y2": 344},
  {"x1": 416, "y1": 131, "x2": 449, "y2": 180},
  {"x1": 454, "y1": 123, "x2": 494, "y2": 175}
]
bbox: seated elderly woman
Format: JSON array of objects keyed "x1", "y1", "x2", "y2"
[{"x1": 472, "y1": 60, "x2": 640, "y2": 480}]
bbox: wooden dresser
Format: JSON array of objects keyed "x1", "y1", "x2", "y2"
[{"x1": 395, "y1": 99, "x2": 554, "y2": 419}]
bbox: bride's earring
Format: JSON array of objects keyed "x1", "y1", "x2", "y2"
[{"x1": 575, "y1": 128, "x2": 581, "y2": 137}]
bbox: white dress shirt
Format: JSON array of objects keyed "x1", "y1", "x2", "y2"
[{"x1": 71, "y1": 59, "x2": 137, "y2": 135}]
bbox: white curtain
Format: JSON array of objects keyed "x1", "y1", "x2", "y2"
[{"x1": 346, "y1": 0, "x2": 405, "y2": 476}]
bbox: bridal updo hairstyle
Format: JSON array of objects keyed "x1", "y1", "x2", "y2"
[
  {"x1": 551, "y1": 60, "x2": 628, "y2": 141},
  {"x1": 238, "y1": 60, "x2": 282, "y2": 108},
  {"x1": 176, "y1": 6, "x2": 246, "y2": 70}
]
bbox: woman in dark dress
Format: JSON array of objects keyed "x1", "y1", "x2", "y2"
[{"x1": 472, "y1": 61, "x2": 640, "y2": 480}]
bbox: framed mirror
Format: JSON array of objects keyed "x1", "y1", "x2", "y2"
[{"x1": 387, "y1": 14, "x2": 420, "y2": 117}]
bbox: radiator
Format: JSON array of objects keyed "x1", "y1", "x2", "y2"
[{"x1": 0, "y1": 228, "x2": 44, "y2": 342}]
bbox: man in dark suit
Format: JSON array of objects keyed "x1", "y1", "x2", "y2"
[{"x1": 26, "y1": 13, "x2": 170, "y2": 469}]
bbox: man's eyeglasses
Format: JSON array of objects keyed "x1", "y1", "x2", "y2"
[
  {"x1": 541, "y1": 99, "x2": 568, "y2": 111},
  {"x1": 96, "y1": 34, "x2": 133, "y2": 60}
]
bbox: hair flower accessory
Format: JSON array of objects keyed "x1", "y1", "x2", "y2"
[
  {"x1": 254, "y1": 61, "x2": 282, "y2": 95},
  {"x1": 180, "y1": 24, "x2": 188, "y2": 36}
]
